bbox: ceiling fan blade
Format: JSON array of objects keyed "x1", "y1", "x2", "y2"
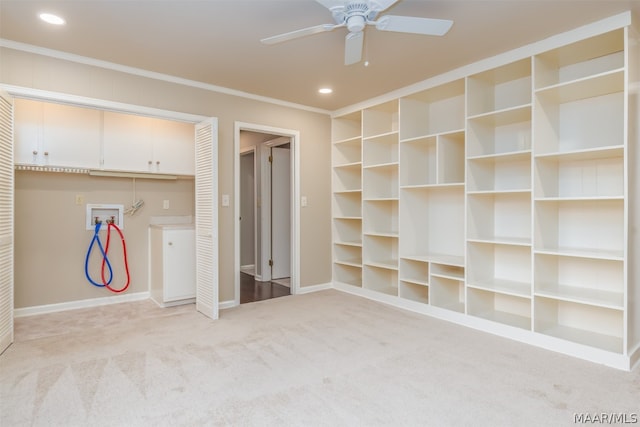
[
  {"x1": 375, "y1": 15, "x2": 453, "y2": 36},
  {"x1": 261, "y1": 24, "x2": 338, "y2": 45},
  {"x1": 345, "y1": 31, "x2": 363, "y2": 66}
]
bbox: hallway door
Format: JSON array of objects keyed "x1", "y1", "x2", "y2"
[{"x1": 271, "y1": 146, "x2": 290, "y2": 280}]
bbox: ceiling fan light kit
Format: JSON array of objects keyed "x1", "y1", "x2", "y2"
[{"x1": 261, "y1": 0, "x2": 453, "y2": 65}]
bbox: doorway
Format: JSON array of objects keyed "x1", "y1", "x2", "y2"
[{"x1": 234, "y1": 123, "x2": 300, "y2": 305}]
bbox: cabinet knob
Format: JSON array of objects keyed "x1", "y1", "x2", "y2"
[
  {"x1": 148, "y1": 160, "x2": 152, "y2": 165},
  {"x1": 168, "y1": 242, "x2": 173, "y2": 246},
  {"x1": 156, "y1": 161, "x2": 160, "y2": 165},
  {"x1": 32, "y1": 150, "x2": 38, "y2": 155},
  {"x1": 44, "y1": 151, "x2": 49, "y2": 156}
]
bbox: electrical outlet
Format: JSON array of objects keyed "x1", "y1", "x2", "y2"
[
  {"x1": 301, "y1": 196, "x2": 308, "y2": 207},
  {"x1": 75, "y1": 194, "x2": 85, "y2": 205},
  {"x1": 222, "y1": 194, "x2": 230, "y2": 207},
  {"x1": 163, "y1": 200, "x2": 170, "y2": 210}
]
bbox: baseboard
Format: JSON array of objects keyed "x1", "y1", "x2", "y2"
[
  {"x1": 219, "y1": 300, "x2": 237, "y2": 310},
  {"x1": 296, "y1": 282, "x2": 332, "y2": 295},
  {"x1": 629, "y1": 343, "x2": 640, "y2": 371},
  {"x1": 13, "y1": 291, "x2": 150, "y2": 317},
  {"x1": 332, "y1": 281, "x2": 634, "y2": 371},
  {"x1": 240, "y1": 264, "x2": 255, "y2": 275}
]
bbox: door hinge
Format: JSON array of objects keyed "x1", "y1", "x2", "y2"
[
  {"x1": 268, "y1": 259, "x2": 273, "y2": 267},
  {"x1": 268, "y1": 155, "x2": 273, "y2": 163}
]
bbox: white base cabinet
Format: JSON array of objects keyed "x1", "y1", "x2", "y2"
[
  {"x1": 149, "y1": 224, "x2": 196, "y2": 307},
  {"x1": 331, "y1": 12, "x2": 640, "y2": 370}
]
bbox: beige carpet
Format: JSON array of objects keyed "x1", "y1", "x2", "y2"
[{"x1": 1, "y1": 290, "x2": 638, "y2": 426}]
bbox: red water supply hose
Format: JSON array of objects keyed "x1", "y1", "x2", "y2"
[{"x1": 101, "y1": 221, "x2": 131, "y2": 293}]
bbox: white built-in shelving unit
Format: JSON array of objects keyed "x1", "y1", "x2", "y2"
[{"x1": 331, "y1": 13, "x2": 640, "y2": 370}]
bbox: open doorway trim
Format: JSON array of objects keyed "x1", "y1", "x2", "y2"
[
  {"x1": 234, "y1": 122, "x2": 300, "y2": 306},
  {"x1": 239, "y1": 146, "x2": 257, "y2": 279}
]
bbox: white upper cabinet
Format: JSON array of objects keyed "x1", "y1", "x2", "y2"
[
  {"x1": 14, "y1": 98, "x2": 101, "y2": 168},
  {"x1": 14, "y1": 99, "x2": 195, "y2": 175},
  {"x1": 102, "y1": 111, "x2": 153, "y2": 172},
  {"x1": 149, "y1": 117, "x2": 195, "y2": 175},
  {"x1": 102, "y1": 111, "x2": 194, "y2": 175}
]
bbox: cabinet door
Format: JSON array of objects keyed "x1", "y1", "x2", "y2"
[
  {"x1": 163, "y1": 229, "x2": 196, "y2": 301},
  {"x1": 13, "y1": 98, "x2": 42, "y2": 165},
  {"x1": 102, "y1": 111, "x2": 153, "y2": 172},
  {"x1": 150, "y1": 117, "x2": 195, "y2": 175},
  {"x1": 43, "y1": 102, "x2": 101, "y2": 168},
  {"x1": 14, "y1": 99, "x2": 101, "y2": 168}
]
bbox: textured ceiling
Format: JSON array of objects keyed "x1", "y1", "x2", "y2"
[{"x1": 1, "y1": 0, "x2": 639, "y2": 112}]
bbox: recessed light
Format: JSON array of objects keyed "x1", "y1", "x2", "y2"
[
  {"x1": 39, "y1": 13, "x2": 66, "y2": 25},
  {"x1": 319, "y1": 88, "x2": 333, "y2": 94}
]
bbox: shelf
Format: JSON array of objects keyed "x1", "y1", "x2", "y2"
[
  {"x1": 534, "y1": 199, "x2": 624, "y2": 258},
  {"x1": 467, "y1": 241, "x2": 532, "y2": 294},
  {"x1": 333, "y1": 191, "x2": 362, "y2": 218},
  {"x1": 400, "y1": 258, "x2": 429, "y2": 285},
  {"x1": 534, "y1": 84, "x2": 623, "y2": 155},
  {"x1": 535, "y1": 69, "x2": 624, "y2": 104},
  {"x1": 400, "y1": 131, "x2": 465, "y2": 187},
  {"x1": 363, "y1": 265, "x2": 398, "y2": 296},
  {"x1": 467, "y1": 278, "x2": 531, "y2": 298},
  {"x1": 399, "y1": 281, "x2": 429, "y2": 304},
  {"x1": 334, "y1": 240, "x2": 362, "y2": 247},
  {"x1": 334, "y1": 263, "x2": 362, "y2": 288},
  {"x1": 534, "y1": 253, "x2": 623, "y2": 309},
  {"x1": 363, "y1": 100, "x2": 399, "y2": 138},
  {"x1": 467, "y1": 58, "x2": 532, "y2": 116},
  {"x1": 363, "y1": 199, "x2": 398, "y2": 236},
  {"x1": 534, "y1": 29, "x2": 624, "y2": 89},
  {"x1": 334, "y1": 259, "x2": 362, "y2": 268},
  {"x1": 431, "y1": 263, "x2": 464, "y2": 281},
  {"x1": 535, "y1": 296, "x2": 623, "y2": 353},
  {"x1": 399, "y1": 79, "x2": 465, "y2": 139},
  {"x1": 467, "y1": 237, "x2": 531, "y2": 246},
  {"x1": 334, "y1": 244, "x2": 362, "y2": 268},
  {"x1": 430, "y1": 276, "x2": 465, "y2": 313},
  {"x1": 400, "y1": 135, "x2": 436, "y2": 186},
  {"x1": 364, "y1": 261, "x2": 399, "y2": 271},
  {"x1": 468, "y1": 288, "x2": 531, "y2": 330},
  {"x1": 333, "y1": 137, "x2": 361, "y2": 166},
  {"x1": 401, "y1": 183, "x2": 464, "y2": 190},
  {"x1": 467, "y1": 192, "x2": 531, "y2": 243},
  {"x1": 363, "y1": 234, "x2": 398, "y2": 269},
  {"x1": 402, "y1": 254, "x2": 465, "y2": 267},
  {"x1": 467, "y1": 104, "x2": 531, "y2": 157},
  {"x1": 333, "y1": 218, "x2": 362, "y2": 246},
  {"x1": 534, "y1": 147, "x2": 623, "y2": 199},
  {"x1": 535, "y1": 247, "x2": 624, "y2": 261},
  {"x1": 467, "y1": 151, "x2": 531, "y2": 192},
  {"x1": 399, "y1": 186, "x2": 465, "y2": 261},
  {"x1": 333, "y1": 165, "x2": 361, "y2": 193},
  {"x1": 363, "y1": 131, "x2": 398, "y2": 167},
  {"x1": 363, "y1": 163, "x2": 398, "y2": 199},
  {"x1": 332, "y1": 111, "x2": 362, "y2": 142},
  {"x1": 437, "y1": 132, "x2": 465, "y2": 185}
]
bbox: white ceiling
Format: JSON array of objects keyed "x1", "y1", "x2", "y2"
[{"x1": 1, "y1": 0, "x2": 639, "y2": 112}]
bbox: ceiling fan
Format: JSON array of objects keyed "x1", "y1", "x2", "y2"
[{"x1": 260, "y1": 0, "x2": 453, "y2": 66}]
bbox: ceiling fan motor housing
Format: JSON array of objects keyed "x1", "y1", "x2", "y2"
[{"x1": 333, "y1": 2, "x2": 371, "y2": 33}]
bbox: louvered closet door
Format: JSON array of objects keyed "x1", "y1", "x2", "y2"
[
  {"x1": 195, "y1": 118, "x2": 219, "y2": 320},
  {"x1": 0, "y1": 92, "x2": 14, "y2": 354}
]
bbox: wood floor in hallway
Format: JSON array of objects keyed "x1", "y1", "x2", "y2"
[{"x1": 240, "y1": 272, "x2": 290, "y2": 304}]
